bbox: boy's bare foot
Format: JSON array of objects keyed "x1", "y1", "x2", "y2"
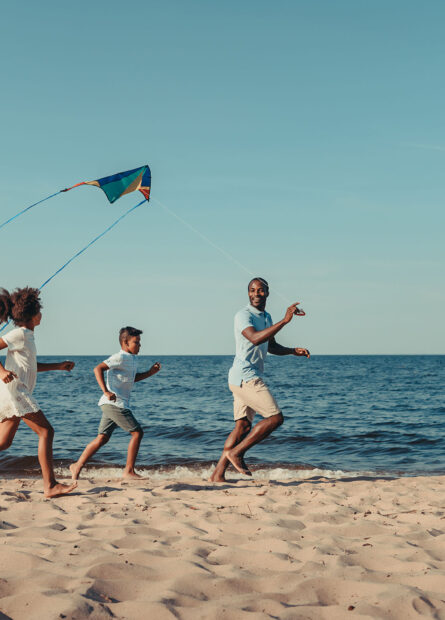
[
  {"x1": 44, "y1": 481, "x2": 77, "y2": 498},
  {"x1": 224, "y1": 451, "x2": 252, "y2": 476},
  {"x1": 122, "y1": 471, "x2": 143, "y2": 479},
  {"x1": 69, "y1": 463, "x2": 81, "y2": 481}
]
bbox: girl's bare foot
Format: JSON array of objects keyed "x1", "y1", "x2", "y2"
[
  {"x1": 44, "y1": 481, "x2": 77, "y2": 498},
  {"x1": 69, "y1": 463, "x2": 81, "y2": 481}
]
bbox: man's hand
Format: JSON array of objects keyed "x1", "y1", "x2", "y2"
[
  {"x1": 0, "y1": 368, "x2": 17, "y2": 384},
  {"x1": 150, "y1": 362, "x2": 161, "y2": 375},
  {"x1": 104, "y1": 391, "x2": 117, "y2": 402},
  {"x1": 59, "y1": 361, "x2": 75, "y2": 371},
  {"x1": 284, "y1": 302, "x2": 305, "y2": 323},
  {"x1": 293, "y1": 348, "x2": 310, "y2": 358}
]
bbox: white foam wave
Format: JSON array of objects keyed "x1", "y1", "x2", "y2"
[{"x1": 55, "y1": 464, "x2": 377, "y2": 482}]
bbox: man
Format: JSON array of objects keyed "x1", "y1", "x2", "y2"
[{"x1": 210, "y1": 277, "x2": 309, "y2": 482}]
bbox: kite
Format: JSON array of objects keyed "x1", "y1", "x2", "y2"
[
  {"x1": 0, "y1": 165, "x2": 151, "y2": 332},
  {"x1": 0, "y1": 165, "x2": 151, "y2": 232},
  {"x1": 61, "y1": 165, "x2": 151, "y2": 203}
]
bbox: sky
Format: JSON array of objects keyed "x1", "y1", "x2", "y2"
[{"x1": 0, "y1": 0, "x2": 444, "y2": 355}]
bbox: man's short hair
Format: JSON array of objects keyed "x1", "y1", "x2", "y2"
[
  {"x1": 119, "y1": 326, "x2": 143, "y2": 345},
  {"x1": 247, "y1": 277, "x2": 269, "y2": 292}
]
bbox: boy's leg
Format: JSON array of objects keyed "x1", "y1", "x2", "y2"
[
  {"x1": 123, "y1": 428, "x2": 144, "y2": 479},
  {"x1": 91, "y1": 405, "x2": 143, "y2": 479},
  {"x1": 70, "y1": 433, "x2": 110, "y2": 480},
  {"x1": 23, "y1": 410, "x2": 77, "y2": 498},
  {"x1": 70, "y1": 407, "x2": 116, "y2": 480},
  {"x1": 0, "y1": 417, "x2": 21, "y2": 451}
]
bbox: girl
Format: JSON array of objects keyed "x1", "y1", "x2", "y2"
[{"x1": 0, "y1": 287, "x2": 77, "y2": 497}]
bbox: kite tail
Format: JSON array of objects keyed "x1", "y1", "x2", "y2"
[
  {"x1": 0, "y1": 191, "x2": 62, "y2": 233},
  {"x1": 0, "y1": 198, "x2": 147, "y2": 334}
]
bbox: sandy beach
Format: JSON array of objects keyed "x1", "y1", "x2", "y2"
[{"x1": 1, "y1": 472, "x2": 445, "y2": 619}]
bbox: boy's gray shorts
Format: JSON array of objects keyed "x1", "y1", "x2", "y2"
[{"x1": 98, "y1": 404, "x2": 142, "y2": 438}]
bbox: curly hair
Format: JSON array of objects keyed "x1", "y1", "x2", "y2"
[
  {"x1": 0, "y1": 287, "x2": 42, "y2": 325},
  {"x1": 0, "y1": 288, "x2": 12, "y2": 324}
]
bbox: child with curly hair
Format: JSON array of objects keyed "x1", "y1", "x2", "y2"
[{"x1": 0, "y1": 287, "x2": 77, "y2": 497}]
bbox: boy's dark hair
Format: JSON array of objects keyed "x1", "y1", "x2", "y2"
[
  {"x1": 0, "y1": 287, "x2": 42, "y2": 325},
  {"x1": 119, "y1": 326, "x2": 143, "y2": 345}
]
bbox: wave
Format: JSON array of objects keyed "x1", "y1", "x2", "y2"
[{"x1": 0, "y1": 455, "x2": 385, "y2": 481}]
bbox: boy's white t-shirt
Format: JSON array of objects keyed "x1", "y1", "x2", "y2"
[{"x1": 98, "y1": 350, "x2": 138, "y2": 409}]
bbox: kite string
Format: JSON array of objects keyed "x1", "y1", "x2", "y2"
[
  {"x1": 0, "y1": 191, "x2": 62, "y2": 232},
  {"x1": 0, "y1": 198, "x2": 147, "y2": 333},
  {"x1": 39, "y1": 198, "x2": 147, "y2": 290},
  {"x1": 152, "y1": 197, "x2": 292, "y2": 304},
  {"x1": 152, "y1": 197, "x2": 253, "y2": 278}
]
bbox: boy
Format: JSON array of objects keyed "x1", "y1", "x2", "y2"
[{"x1": 70, "y1": 326, "x2": 161, "y2": 480}]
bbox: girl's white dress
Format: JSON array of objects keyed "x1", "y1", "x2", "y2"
[{"x1": 0, "y1": 327, "x2": 40, "y2": 421}]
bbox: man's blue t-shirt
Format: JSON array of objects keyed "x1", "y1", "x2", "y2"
[{"x1": 228, "y1": 304, "x2": 273, "y2": 386}]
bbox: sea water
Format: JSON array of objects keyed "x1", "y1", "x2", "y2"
[{"x1": 0, "y1": 355, "x2": 444, "y2": 479}]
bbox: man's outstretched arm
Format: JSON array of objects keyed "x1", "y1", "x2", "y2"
[
  {"x1": 242, "y1": 303, "x2": 305, "y2": 346},
  {"x1": 268, "y1": 337, "x2": 310, "y2": 358}
]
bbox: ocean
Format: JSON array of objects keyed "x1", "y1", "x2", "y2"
[{"x1": 0, "y1": 355, "x2": 444, "y2": 479}]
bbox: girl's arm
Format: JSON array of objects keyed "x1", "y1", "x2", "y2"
[
  {"x1": 0, "y1": 338, "x2": 17, "y2": 383},
  {"x1": 37, "y1": 361, "x2": 75, "y2": 372}
]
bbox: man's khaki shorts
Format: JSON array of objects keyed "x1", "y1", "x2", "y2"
[{"x1": 229, "y1": 377, "x2": 281, "y2": 423}]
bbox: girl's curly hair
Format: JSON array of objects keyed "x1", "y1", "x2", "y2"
[{"x1": 0, "y1": 287, "x2": 42, "y2": 325}]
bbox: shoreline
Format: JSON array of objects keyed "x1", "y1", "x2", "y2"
[
  {"x1": 2, "y1": 459, "x2": 445, "y2": 481},
  {"x1": 1, "y1": 473, "x2": 445, "y2": 618}
]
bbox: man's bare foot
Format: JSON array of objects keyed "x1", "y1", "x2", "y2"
[
  {"x1": 122, "y1": 471, "x2": 143, "y2": 479},
  {"x1": 44, "y1": 481, "x2": 77, "y2": 498},
  {"x1": 69, "y1": 463, "x2": 81, "y2": 481},
  {"x1": 224, "y1": 450, "x2": 252, "y2": 476},
  {"x1": 210, "y1": 470, "x2": 227, "y2": 482}
]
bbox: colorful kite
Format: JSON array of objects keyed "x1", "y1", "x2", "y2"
[
  {"x1": 0, "y1": 165, "x2": 151, "y2": 232},
  {"x1": 0, "y1": 165, "x2": 152, "y2": 332},
  {"x1": 62, "y1": 165, "x2": 151, "y2": 203}
]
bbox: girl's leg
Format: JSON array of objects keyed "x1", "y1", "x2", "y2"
[
  {"x1": 70, "y1": 434, "x2": 109, "y2": 480},
  {"x1": 23, "y1": 410, "x2": 77, "y2": 498},
  {"x1": 0, "y1": 417, "x2": 21, "y2": 451},
  {"x1": 123, "y1": 429, "x2": 144, "y2": 479}
]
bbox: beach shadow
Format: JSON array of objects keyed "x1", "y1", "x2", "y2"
[
  {"x1": 1, "y1": 490, "x2": 32, "y2": 501},
  {"x1": 268, "y1": 474, "x2": 397, "y2": 487},
  {"x1": 163, "y1": 481, "x2": 259, "y2": 492},
  {"x1": 86, "y1": 486, "x2": 124, "y2": 494},
  {"x1": 0, "y1": 612, "x2": 13, "y2": 620}
]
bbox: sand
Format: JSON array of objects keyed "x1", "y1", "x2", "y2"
[{"x1": 1, "y1": 472, "x2": 445, "y2": 619}]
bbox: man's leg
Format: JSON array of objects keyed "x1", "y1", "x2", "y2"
[
  {"x1": 123, "y1": 429, "x2": 144, "y2": 479},
  {"x1": 210, "y1": 418, "x2": 252, "y2": 482},
  {"x1": 225, "y1": 412, "x2": 284, "y2": 475},
  {"x1": 70, "y1": 433, "x2": 109, "y2": 480}
]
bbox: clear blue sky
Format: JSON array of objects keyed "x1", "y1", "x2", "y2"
[{"x1": 1, "y1": 1, "x2": 444, "y2": 354}]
